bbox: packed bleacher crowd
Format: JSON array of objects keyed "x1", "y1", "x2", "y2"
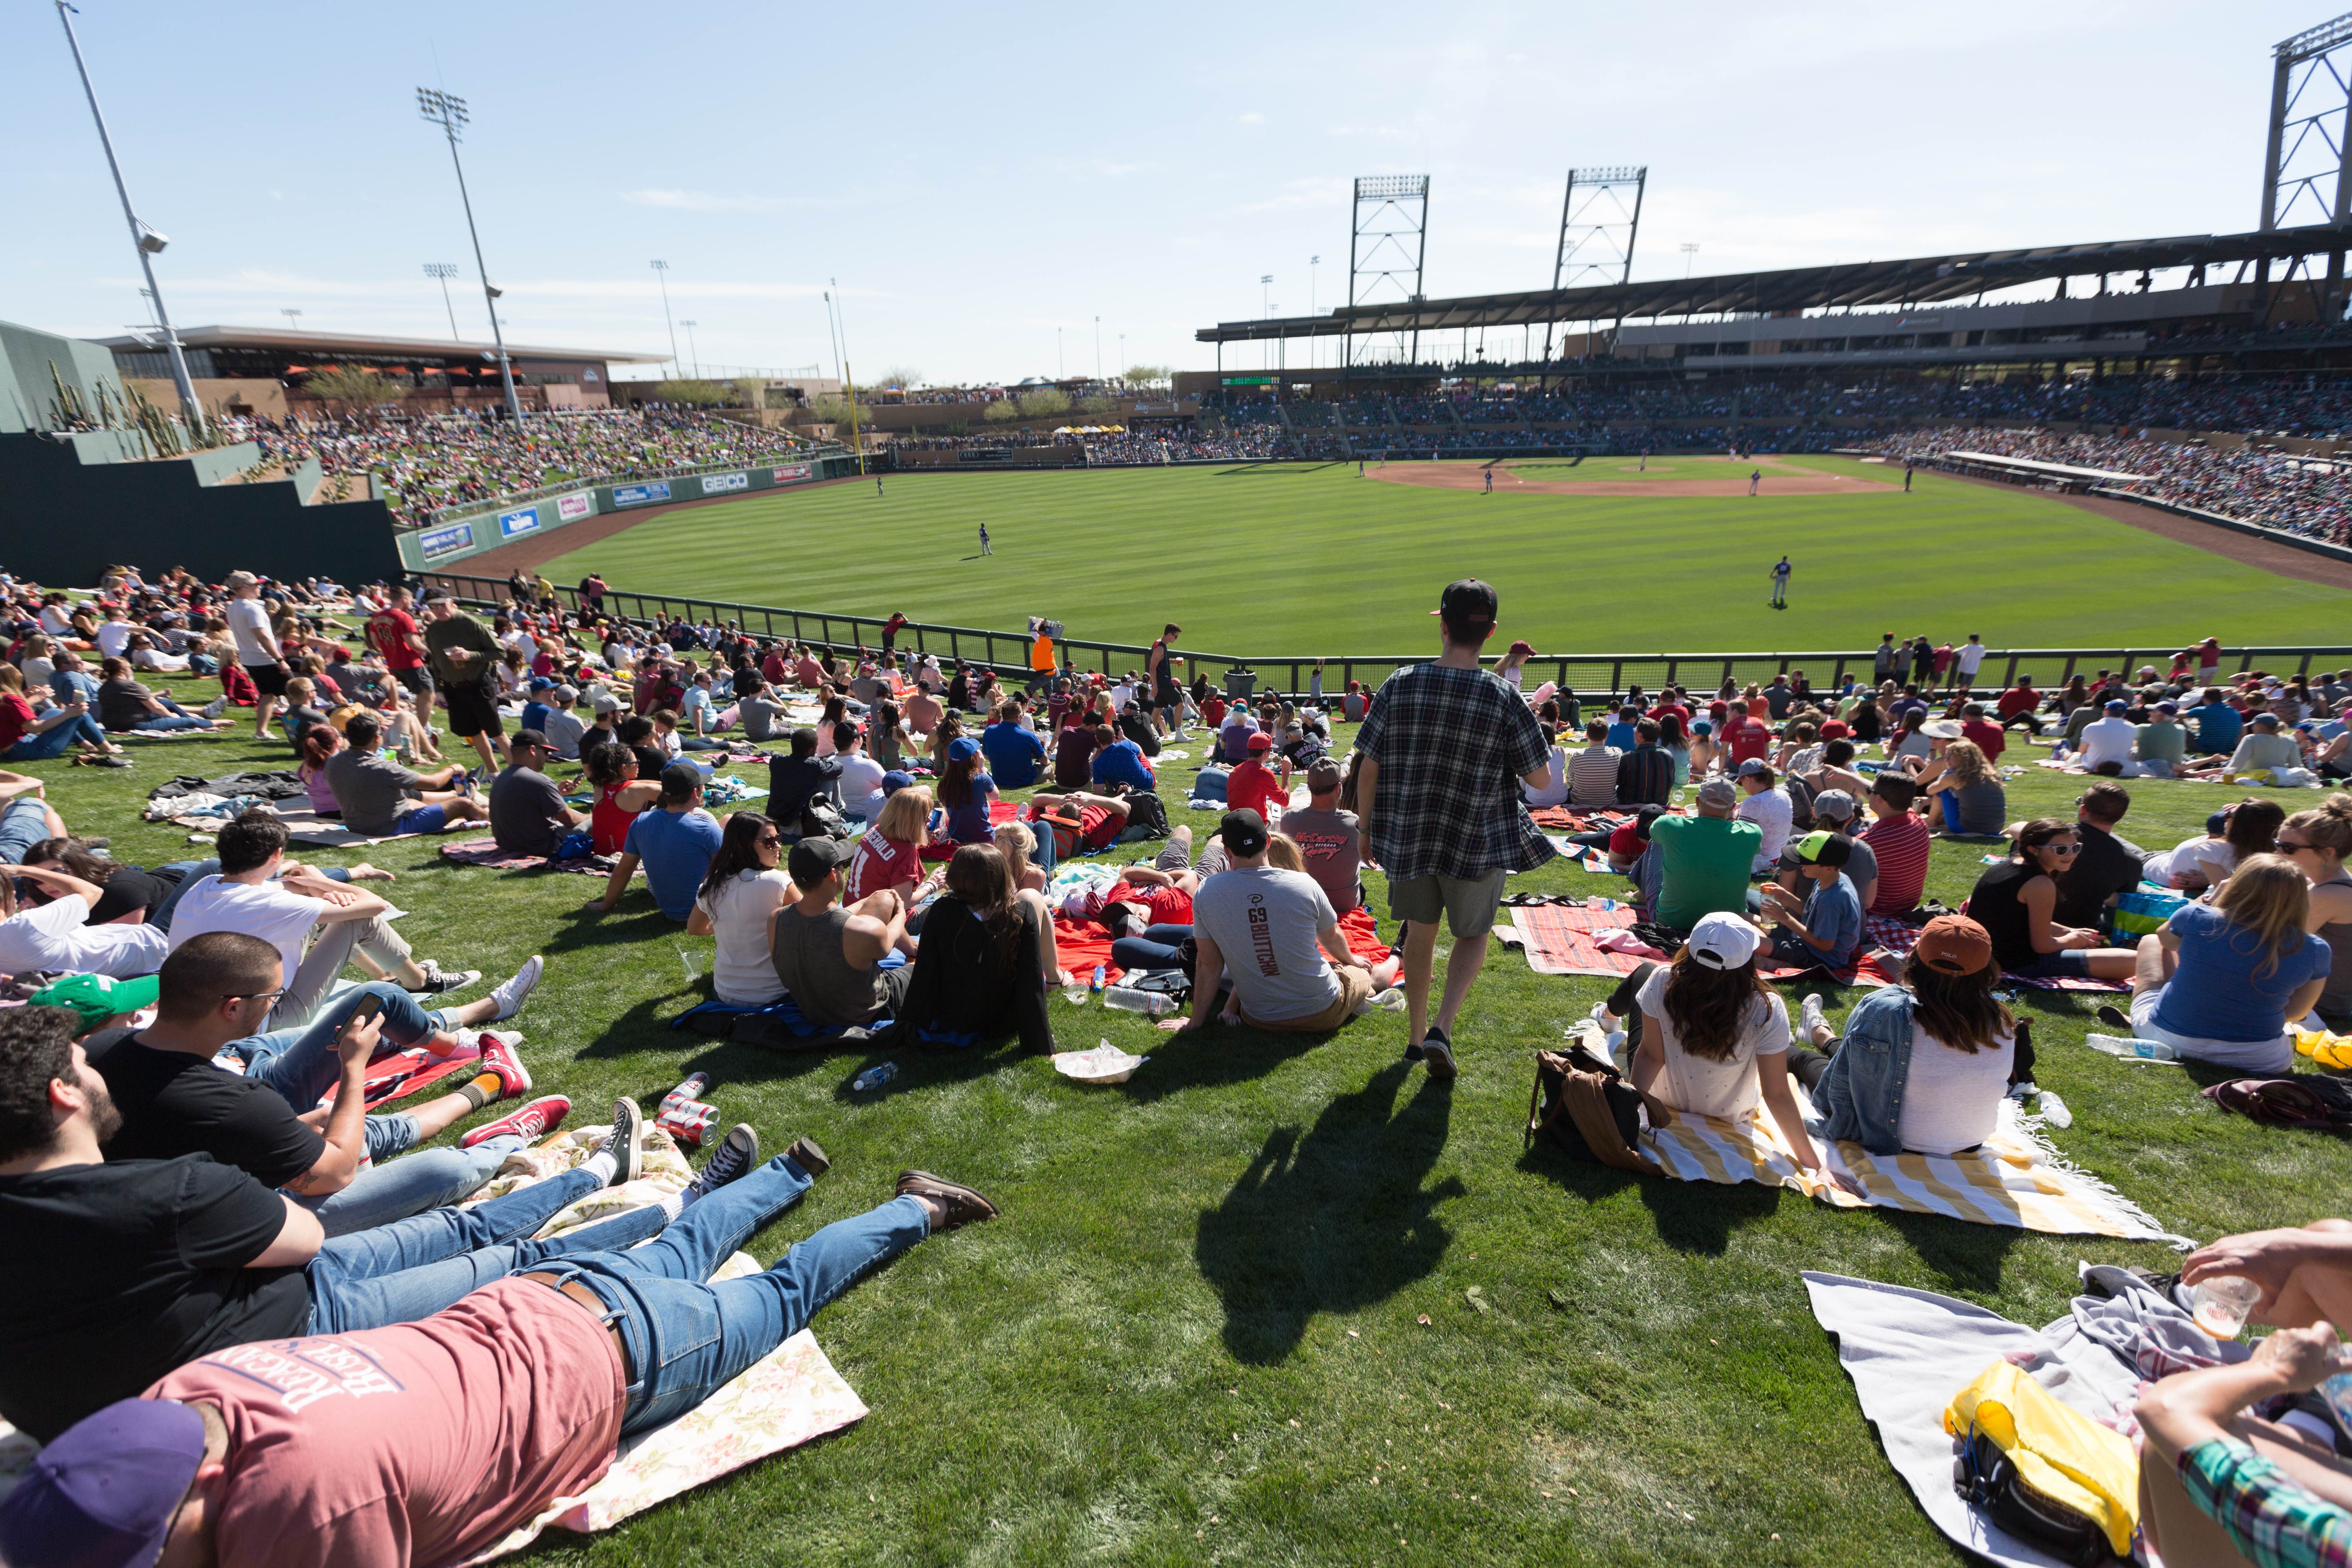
[
  {"x1": 1879, "y1": 426, "x2": 2352, "y2": 541},
  {"x1": 218, "y1": 409, "x2": 818, "y2": 524},
  {"x1": 4, "y1": 557, "x2": 2352, "y2": 1566}
]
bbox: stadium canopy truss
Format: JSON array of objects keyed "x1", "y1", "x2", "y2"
[
  {"x1": 1542, "y1": 166, "x2": 1646, "y2": 363},
  {"x1": 1196, "y1": 222, "x2": 2352, "y2": 349},
  {"x1": 1347, "y1": 175, "x2": 1431, "y2": 367}
]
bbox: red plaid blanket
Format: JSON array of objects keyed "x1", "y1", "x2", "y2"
[{"x1": 1851, "y1": 912, "x2": 2126, "y2": 992}]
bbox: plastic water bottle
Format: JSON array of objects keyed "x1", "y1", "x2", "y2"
[
  {"x1": 2036, "y1": 1091, "x2": 2073, "y2": 1129},
  {"x1": 1090, "y1": 964, "x2": 1105, "y2": 996},
  {"x1": 851, "y1": 1062, "x2": 898, "y2": 1092},
  {"x1": 1586, "y1": 897, "x2": 1619, "y2": 912},
  {"x1": 1103, "y1": 986, "x2": 1173, "y2": 1017},
  {"x1": 2085, "y1": 1032, "x2": 2180, "y2": 1061}
]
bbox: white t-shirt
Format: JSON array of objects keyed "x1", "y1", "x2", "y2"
[
  {"x1": 95, "y1": 620, "x2": 135, "y2": 659},
  {"x1": 1634, "y1": 966, "x2": 1790, "y2": 1119},
  {"x1": 1894, "y1": 1024, "x2": 2014, "y2": 1155},
  {"x1": 1954, "y1": 643, "x2": 1987, "y2": 676},
  {"x1": 1108, "y1": 682, "x2": 1134, "y2": 714},
  {"x1": 223, "y1": 598, "x2": 275, "y2": 667},
  {"x1": 694, "y1": 868, "x2": 792, "y2": 1005},
  {"x1": 162, "y1": 875, "x2": 329, "y2": 988},
  {"x1": 1190, "y1": 866, "x2": 1341, "y2": 1023},
  {"x1": 0, "y1": 896, "x2": 169, "y2": 979},
  {"x1": 2147, "y1": 834, "x2": 2236, "y2": 889},
  {"x1": 2075, "y1": 716, "x2": 2138, "y2": 772},
  {"x1": 1521, "y1": 746, "x2": 1569, "y2": 809},
  {"x1": 837, "y1": 754, "x2": 887, "y2": 820},
  {"x1": 1737, "y1": 786, "x2": 1793, "y2": 870}
]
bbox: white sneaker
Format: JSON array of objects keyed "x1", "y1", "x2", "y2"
[
  {"x1": 1799, "y1": 992, "x2": 1828, "y2": 1045},
  {"x1": 1369, "y1": 986, "x2": 1407, "y2": 1012},
  {"x1": 487, "y1": 955, "x2": 544, "y2": 1021},
  {"x1": 200, "y1": 696, "x2": 227, "y2": 719}
]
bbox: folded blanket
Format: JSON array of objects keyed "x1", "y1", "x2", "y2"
[
  {"x1": 1639, "y1": 1054, "x2": 2189, "y2": 1244},
  {"x1": 1526, "y1": 806, "x2": 1629, "y2": 833}
]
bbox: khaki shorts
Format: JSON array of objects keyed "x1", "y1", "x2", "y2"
[
  {"x1": 1387, "y1": 870, "x2": 1509, "y2": 938},
  {"x1": 1241, "y1": 963, "x2": 1374, "y2": 1033}
]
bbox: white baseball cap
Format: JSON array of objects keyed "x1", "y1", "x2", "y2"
[{"x1": 1686, "y1": 911, "x2": 1762, "y2": 971}]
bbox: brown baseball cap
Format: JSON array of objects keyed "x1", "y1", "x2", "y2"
[{"x1": 1912, "y1": 915, "x2": 1992, "y2": 976}]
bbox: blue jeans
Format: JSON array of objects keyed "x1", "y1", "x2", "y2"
[
  {"x1": 1192, "y1": 766, "x2": 1230, "y2": 802},
  {"x1": 304, "y1": 1164, "x2": 670, "y2": 1334},
  {"x1": 0, "y1": 798, "x2": 52, "y2": 864},
  {"x1": 5, "y1": 714, "x2": 109, "y2": 760},
  {"x1": 301, "y1": 1136, "x2": 523, "y2": 1237},
  {"x1": 1112, "y1": 923, "x2": 1193, "y2": 971},
  {"x1": 128, "y1": 713, "x2": 211, "y2": 732},
  {"x1": 150, "y1": 859, "x2": 216, "y2": 932},
  {"x1": 551, "y1": 1157, "x2": 928, "y2": 1434}
]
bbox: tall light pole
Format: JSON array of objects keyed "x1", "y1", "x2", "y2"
[
  {"x1": 416, "y1": 87, "x2": 523, "y2": 421},
  {"x1": 649, "y1": 259, "x2": 681, "y2": 378},
  {"x1": 831, "y1": 277, "x2": 865, "y2": 476},
  {"x1": 1681, "y1": 241, "x2": 1699, "y2": 277},
  {"x1": 423, "y1": 263, "x2": 462, "y2": 342},
  {"x1": 1118, "y1": 332, "x2": 1126, "y2": 384},
  {"x1": 1093, "y1": 316, "x2": 1101, "y2": 381},
  {"x1": 280, "y1": 308, "x2": 302, "y2": 329},
  {"x1": 680, "y1": 320, "x2": 700, "y2": 379},
  {"x1": 1310, "y1": 255, "x2": 1320, "y2": 370},
  {"x1": 1057, "y1": 326, "x2": 1065, "y2": 379},
  {"x1": 1260, "y1": 274, "x2": 1272, "y2": 371},
  {"x1": 55, "y1": 0, "x2": 203, "y2": 435}
]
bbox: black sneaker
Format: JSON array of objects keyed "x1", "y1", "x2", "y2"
[
  {"x1": 1420, "y1": 1025, "x2": 1459, "y2": 1082},
  {"x1": 410, "y1": 960, "x2": 484, "y2": 995},
  {"x1": 605, "y1": 1097, "x2": 644, "y2": 1186},
  {"x1": 681, "y1": 1124, "x2": 758, "y2": 1204}
]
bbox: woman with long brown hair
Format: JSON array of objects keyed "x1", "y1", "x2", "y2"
[
  {"x1": 1616, "y1": 912, "x2": 1823, "y2": 1176},
  {"x1": 876, "y1": 843, "x2": 1055, "y2": 1053},
  {"x1": 1967, "y1": 818, "x2": 2140, "y2": 981},
  {"x1": 2279, "y1": 793, "x2": 2352, "y2": 1014},
  {"x1": 2123, "y1": 853, "x2": 2331, "y2": 1071}
]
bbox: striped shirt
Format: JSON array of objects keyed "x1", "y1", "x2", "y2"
[
  {"x1": 1567, "y1": 745, "x2": 1622, "y2": 808},
  {"x1": 1859, "y1": 810, "x2": 1932, "y2": 915}
]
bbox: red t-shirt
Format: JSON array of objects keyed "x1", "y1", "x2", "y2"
[
  {"x1": 1960, "y1": 718, "x2": 2007, "y2": 761},
  {"x1": 366, "y1": 607, "x2": 424, "y2": 671},
  {"x1": 1996, "y1": 686, "x2": 2038, "y2": 719},
  {"x1": 846, "y1": 823, "x2": 922, "y2": 900},
  {"x1": 150, "y1": 1278, "x2": 624, "y2": 1568},
  {"x1": 1646, "y1": 703, "x2": 1690, "y2": 727},
  {"x1": 1859, "y1": 810, "x2": 1931, "y2": 914},
  {"x1": 0, "y1": 693, "x2": 34, "y2": 752},
  {"x1": 1226, "y1": 759, "x2": 1287, "y2": 819},
  {"x1": 1077, "y1": 803, "x2": 1122, "y2": 851},
  {"x1": 1724, "y1": 718, "x2": 1773, "y2": 765},
  {"x1": 1120, "y1": 883, "x2": 1194, "y2": 925},
  {"x1": 1607, "y1": 820, "x2": 1643, "y2": 860},
  {"x1": 1202, "y1": 696, "x2": 1229, "y2": 729}
]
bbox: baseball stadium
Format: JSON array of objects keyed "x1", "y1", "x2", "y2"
[{"x1": 10, "y1": 6, "x2": 2352, "y2": 1568}]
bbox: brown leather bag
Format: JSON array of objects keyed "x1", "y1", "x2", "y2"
[{"x1": 1525, "y1": 1036, "x2": 1667, "y2": 1177}]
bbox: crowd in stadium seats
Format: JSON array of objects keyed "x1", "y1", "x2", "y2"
[
  {"x1": 1878, "y1": 426, "x2": 2352, "y2": 541},
  {"x1": 7, "y1": 551, "x2": 2352, "y2": 1564},
  {"x1": 218, "y1": 409, "x2": 818, "y2": 524}
]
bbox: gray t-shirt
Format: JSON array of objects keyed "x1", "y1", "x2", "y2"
[
  {"x1": 322, "y1": 748, "x2": 422, "y2": 837},
  {"x1": 738, "y1": 693, "x2": 791, "y2": 743},
  {"x1": 541, "y1": 709, "x2": 588, "y2": 760},
  {"x1": 489, "y1": 765, "x2": 570, "y2": 858},
  {"x1": 1191, "y1": 865, "x2": 1340, "y2": 1023},
  {"x1": 1275, "y1": 806, "x2": 1362, "y2": 913}
]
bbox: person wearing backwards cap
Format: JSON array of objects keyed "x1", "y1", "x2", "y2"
[
  {"x1": 1355, "y1": 578, "x2": 1556, "y2": 1079},
  {"x1": 1161, "y1": 809, "x2": 1400, "y2": 1036},
  {"x1": 1756, "y1": 831, "x2": 1864, "y2": 972},
  {"x1": 1786, "y1": 914, "x2": 2026, "y2": 1158},
  {"x1": 1649, "y1": 778, "x2": 1763, "y2": 932},
  {"x1": 1602, "y1": 911, "x2": 1824, "y2": 1179},
  {"x1": 771, "y1": 833, "x2": 913, "y2": 1031}
]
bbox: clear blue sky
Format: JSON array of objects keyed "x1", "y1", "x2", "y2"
[{"x1": 0, "y1": 0, "x2": 2332, "y2": 386}]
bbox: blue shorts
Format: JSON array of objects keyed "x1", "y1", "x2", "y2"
[
  {"x1": 0, "y1": 797, "x2": 51, "y2": 863},
  {"x1": 391, "y1": 804, "x2": 449, "y2": 836}
]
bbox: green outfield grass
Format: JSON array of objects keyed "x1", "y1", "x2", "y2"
[
  {"x1": 31, "y1": 662, "x2": 2352, "y2": 1565},
  {"x1": 535, "y1": 462, "x2": 2352, "y2": 658}
]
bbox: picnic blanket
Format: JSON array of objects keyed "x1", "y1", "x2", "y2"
[
  {"x1": 1507, "y1": 904, "x2": 1853, "y2": 985},
  {"x1": 1638, "y1": 1049, "x2": 2189, "y2": 1244},
  {"x1": 332, "y1": 1042, "x2": 485, "y2": 1110},
  {"x1": 276, "y1": 805, "x2": 477, "y2": 849},
  {"x1": 1526, "y1": 805, "x2": 1629, "y2": 833},
  {"x1": 1801, "y1": 1271, "x2": 2150, "y2": 1568},
  {"x1": 439, "y1": 836, "x2": 626, "y2": 877},
  {"x1": 1859, "y1": 915, "x2": 2128, "y2": 994}
]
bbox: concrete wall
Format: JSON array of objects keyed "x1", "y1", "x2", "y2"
[{"x1": 1, "y1": 320, "x2": 129, "y2": 436}]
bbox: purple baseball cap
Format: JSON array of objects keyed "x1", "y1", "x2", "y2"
[{"x1": 0, "y1": 1398, "x2": 207, "y2": 1568}]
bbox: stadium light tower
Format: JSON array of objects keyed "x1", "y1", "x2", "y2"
[
  {"x1": 1346, "y1": 175, "x2": 1430, "y2": 377},
  {"x1": 423, "y1": 263, "x2": 463, "y2": 342},
  {"x1": 1541, "y1": 165, "x2": 1646, "y2": 365},
  {"x1": 649, "y1": 260, "x2": 681, "y2": 376},
  {"x1": 416, "y1": 87, "x2": 523, "y2": 421},
  {"x1": 2261, "y1": 13, "x2": 2352, "y2": 310},
  {"x1": 54, "y1": 0, "x2": 204, "y2": 436},
  {"x1": 680, "y1": 320, "x2": 700, "y2": 379}
]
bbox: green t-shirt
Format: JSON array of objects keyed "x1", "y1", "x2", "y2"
[
  {"x1": 2135, "y1": 720, "x2": 2186, "y2": 765},
  {"x1": 422, "y1": 611, "x2": 499, "y2": 687},
  {"x1": 1650, "y1": 813, "x2": 1762, "y2": 928}
]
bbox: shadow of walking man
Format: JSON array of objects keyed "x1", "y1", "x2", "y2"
[{"x1": 1195, "y1": 1059, "x2": 1460, "y2": 1365}]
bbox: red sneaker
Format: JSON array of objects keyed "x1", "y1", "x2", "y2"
[
  {"x1": 474, "y1": 1032, "x2": 531, "y2": 1098},
  {"x1": 460, "y1": 1094, "x2": 569, "y2": 1149}
]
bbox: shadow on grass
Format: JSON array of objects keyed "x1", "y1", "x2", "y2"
[
  {"x1": 1117, "y1": 1022, "x2": 1330, "y2": 1103},
  {"x1": 1514, "y1": 1139, "x2": 1785, "y2": 1256},
  {"x1": 1195, "y1": 1059, "x2": 1459, "y2": 1364}
]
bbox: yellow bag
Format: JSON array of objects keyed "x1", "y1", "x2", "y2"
[
  {"x1": 2296, "y1": 1027, "x2": 2352, "y2": 1072},
  {"x1": 1944, "y1": 1360, "x2": 2139, "y2": 1557}
]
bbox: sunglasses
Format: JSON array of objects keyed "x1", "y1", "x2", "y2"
[
  {"x1": 755, "y1": 834, "x2": 782, "y2": 848},
  {"x1": 2039, "y1": 842, "x2": 2083, "y2": 856},
  {"x1": 2279, "y1": 837, "x2": 2315, "y2": 851},
  {"x1": 224, "y1": 987, "x2": 287, "y2": 1005}
]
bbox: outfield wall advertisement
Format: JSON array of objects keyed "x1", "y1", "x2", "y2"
[{"x1": 396, "y1": 455, "x2": 849, "y2": 571}]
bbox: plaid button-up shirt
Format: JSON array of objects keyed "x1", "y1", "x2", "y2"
[
  {"x1": 1359, "y1": 663, "x2": 1555, "y2": 883},
  {"x1": 2181, "y1": 1438, "x2": 2352, "y2": 1568}
]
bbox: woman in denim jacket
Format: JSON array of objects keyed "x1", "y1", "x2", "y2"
[{"x1": 1790, "y1": 915, "x2": 2025, "y2": 1157}]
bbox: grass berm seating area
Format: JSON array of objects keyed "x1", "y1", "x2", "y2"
[{"x1": 28, "y1": 653, "x2": 2343, "y2": 1566}]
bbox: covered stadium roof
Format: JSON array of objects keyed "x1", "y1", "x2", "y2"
[
  {"x1": 95, "y1": 324, "x2": 668, "y2": 364},
  {"x1": 1196, "y1": 223, "x2": 2352, "y2": 344}
]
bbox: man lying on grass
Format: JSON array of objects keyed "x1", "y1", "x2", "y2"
[{"x1": 0, "y1": 1122, "x2": 996, "y2": 1568}]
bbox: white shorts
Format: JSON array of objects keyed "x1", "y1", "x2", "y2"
[{"x1": 2129, "y1": 988, "x2": 2292, "y2": 1073}]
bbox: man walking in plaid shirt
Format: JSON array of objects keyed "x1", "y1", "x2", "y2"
[{"x1": 1355, "y1": 579, "x2": 1556, "y2": 1079}]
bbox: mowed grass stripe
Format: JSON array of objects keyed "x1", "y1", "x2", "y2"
[{"x1": 536, "y1": 462, "x2": 2352, "y2": 657}]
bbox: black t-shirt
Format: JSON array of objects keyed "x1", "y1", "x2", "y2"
[
  {"x1": 88, "y1": 864, "x2": 175, "y2": 926},
  {"x1": 630, "y1": 743, "x2": 668, "y2": 782},
  {"x1": 768, "y1": 753, "x2": 843, "y2": 828},
  {"x1": 2052, "y1": 822, "x2": 2148, "y2": 931},
  {"x1": 89, "y1": 1033, "x2": 327, "y2": 1188},
  {"x1": 0, "y1": 1155, "x2": 309, "y2": 1441}
]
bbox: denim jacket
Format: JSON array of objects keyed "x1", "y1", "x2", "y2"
[{"x1": 1810, "y1": 984, "x2": 1917, "y2": 1154}]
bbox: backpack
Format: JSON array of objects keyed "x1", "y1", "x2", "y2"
[
  {"x1": 1952, "y1": 1429, "x2": 2128, "y2": 1566},
  {"x1": 1122, "y1": 790, "x2": 1170, "y2": 841},
  {"x1": 1946, "y1": 1361, "x2": 2138, "y2": 1564},
  {"x1": 1524, "y1": 1037, "x2": 1665, "y2": 1176}
]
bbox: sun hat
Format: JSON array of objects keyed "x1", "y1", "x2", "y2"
[
  {"x1": 1921, "y1": 719, "x2": 1964, "y2": 739},
  {"x1": 1686, "y1": 911, "x2": 1762, "y2": 971},
  {"x1": 1912, "y1": 914, "x2": 1993, "y2": 975}
]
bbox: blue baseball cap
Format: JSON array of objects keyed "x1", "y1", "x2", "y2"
[
  {"x1": 947, "y1": 737, "x2": 979, "y2": 763},
  {"x1": 880, "y1": 769, "x2": 915, "y2": 795},
  {"x1": 0, "y1": 1398, "x2": 207, "y2": 1568},
  {"x1": 527, "y1": 676, "x2": 556, "y2": 691}
]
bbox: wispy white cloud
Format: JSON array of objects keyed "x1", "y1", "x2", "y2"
[{"x1": 1237, "y1": 111, "x2": 1264, "y2": 126}]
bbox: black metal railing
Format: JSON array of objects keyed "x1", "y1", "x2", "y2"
[{"x1": 412, "y1": 571, "x2": 2352, "y2": 702}]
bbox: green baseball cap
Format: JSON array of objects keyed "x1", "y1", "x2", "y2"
[{"x1": 31, "y1": 973, "x2": 160, "y2": 1029}]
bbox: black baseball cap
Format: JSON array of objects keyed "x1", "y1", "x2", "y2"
[
  {"x1": 1430, "y1": 578, "x2": 1497, "y2": 630},
  {"x1": 1219, "y1": 808, "x2": 1270, "y2": 858},
  {"x1": 787, "y1": 834, "x2": 857, "y2": 886}
]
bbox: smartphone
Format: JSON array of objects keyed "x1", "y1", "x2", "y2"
[{"x1": 339, "y1": 995, "x2": 386, "y2": 1038}]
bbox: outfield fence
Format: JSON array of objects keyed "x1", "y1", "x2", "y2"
[{"x1": 415, "y1": 570, "x2": 2352, "y2": 704}]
